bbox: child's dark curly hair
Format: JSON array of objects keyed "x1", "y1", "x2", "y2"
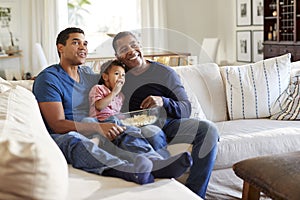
[{"x1": 98, "y1": 59, "x2": 125, "y2": 85}]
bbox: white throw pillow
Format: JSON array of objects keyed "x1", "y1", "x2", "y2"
[
  {"x1": 220, "y1": 53, "x2": 291, "y2": 120},
  {"x1": 291, "y1": 61, "x2": 300, "y2": 76},
  {"x1": 0, "y1": 85, "x2": 68, "y2": 200},
  {"x1": 172, "y1": 67, "x2": 206, "y2": 120},
  {"x1": 181, "y1": 77, "x2": 207, "y2": 120}
]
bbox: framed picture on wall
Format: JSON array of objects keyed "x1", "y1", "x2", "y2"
[
  {"x1": 237, "y1": 31, "x2": 252, "y2": 62},
  {"x1": 236, "y1": 0, "x2": 252, "y2": 26},
  {"x1": 252, "y1": 30, "x2": 264, "y2": 62},
  {"x1": 252, "y1": 0, "x2": 264, "y2": 25}
]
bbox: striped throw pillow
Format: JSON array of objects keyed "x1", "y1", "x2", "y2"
[
  {"x1": 220, "y1": 53, "x2": 291, "y2": 120},
  {"x1": 271, "y1": 75, "x2": 300, "y2": 120}
]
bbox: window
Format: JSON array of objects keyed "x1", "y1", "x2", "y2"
[{"x1": 68, "y1": 0, "x2": 141, "y2": 53}]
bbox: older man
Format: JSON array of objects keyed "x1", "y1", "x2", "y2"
[{"x1": 113, "y1": 31, "x2": 219, "y2": 198}]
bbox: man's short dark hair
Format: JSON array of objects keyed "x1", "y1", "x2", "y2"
[
  {"x1": 112, "y1": 31, "x2": 138, "y2": 53},
  {"x1": 56, "y1": 27, "x2": 85, "y2": 57}
]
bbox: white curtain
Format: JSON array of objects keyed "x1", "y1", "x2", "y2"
[
  {"x1": 141, "y1": 0, "x2": 166, "y2": 28},
  {"x1": 140, "y1": 0, "x2": 168, "y2": 53},
  {"x1": 31, "y1": 0, "x2": 68, "y2": 75}
]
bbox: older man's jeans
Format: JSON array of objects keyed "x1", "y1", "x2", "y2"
[{"x1": 162, "y1": 118, "x2": 219, "y2": 199}]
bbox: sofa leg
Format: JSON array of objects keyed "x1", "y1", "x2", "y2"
[{"x1": 242, "y1": 181, "x2": 260, "y2": 200}]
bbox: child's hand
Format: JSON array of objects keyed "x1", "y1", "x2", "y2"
[{"x1": 112, "y1": 79, "x2": 124, "y2": 95}]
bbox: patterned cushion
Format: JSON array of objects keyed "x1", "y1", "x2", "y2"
[
  {"x1": 220, "y1": 54, "x2": 291, "y2": 120},
  {"x1": 271, "y1": 75, "x2": 300, "y2": 120}
]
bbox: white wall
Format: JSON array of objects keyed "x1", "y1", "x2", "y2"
[
  {"x1": 20, "y1": 0, "x2": 31, "y2": 75},
  {"x1": 216, "y1": 0, "x2": 236, "y2": 64},
  {"x1": 164, "y1": 0, "x2": 234, "y2": 64},
  {"x1": 164, "y1": 0, "x2": 263, "y2": 65},
  {"x1": 163, "y1": 0, "x2": 217, "y2": 62},
  {"x1": 166, "y1": 0, "x2": 219, "y2": 42}
]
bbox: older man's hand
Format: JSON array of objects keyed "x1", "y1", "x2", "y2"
[{"x1": 140, "y1": 95, "x2": 163, "y2": 109}]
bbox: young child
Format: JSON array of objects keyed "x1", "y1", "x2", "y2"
[
  {"x1": 89, "y1": 59, "x2": 126, "y2": 123},
  {"x1": 87, "y1": 60, "x2": 193, "y2": 179},
  {"x1": 89, "y1": 60, "x2": 170, "y2": 158}
]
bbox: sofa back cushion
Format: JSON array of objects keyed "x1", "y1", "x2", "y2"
[
  {"x1": 0, "y1": 78, "x2": 68, "y2": 200},
  {"x1": 220, "y1": 53, "x2": 291, "y2": 120},
  {"x1": 173, "y1": 63, "x2": 227, "y2": 122}
]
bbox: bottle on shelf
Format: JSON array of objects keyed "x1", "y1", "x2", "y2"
[
  {"x1": 273, "y1": 23, "x2": 277, "y2": 41},
  {"x1": 263, "y1": 0, "x2": 300, "y2": 61},
  {"x1": 268, "y1": 26, "x2": 273, "y2": 41},
  {"x1": 269, "y1": 0, "x2": 276, "y2": 10}
]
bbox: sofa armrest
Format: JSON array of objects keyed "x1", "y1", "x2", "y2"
[{"x1": 9, "y1": 80, "x2": 34, "y2": 91}]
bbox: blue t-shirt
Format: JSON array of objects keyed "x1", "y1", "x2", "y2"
[{"x1": 33, "y1": 64, "x2": 99, "y2": 133}]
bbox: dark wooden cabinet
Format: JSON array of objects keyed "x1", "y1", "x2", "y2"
[{"x1": 263, "y1": 0, "x2": 300, "y2": 61}]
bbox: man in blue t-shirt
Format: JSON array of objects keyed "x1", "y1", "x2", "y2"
[
  {"x1": 112, "y1": 31, "x2": 219, "y2": 198},
  {"x1": 33, "y1": 27, "x2": 192, "y2": 185}
]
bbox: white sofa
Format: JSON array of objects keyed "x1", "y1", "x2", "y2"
[
  {"x1": 172, "y1": 53, "x2": 300, "y2": 199},
  {"x1": 1, "y1": 53, "x2": 299, "y2": 199},
  {"x1": 0, "y1": 78, "x2": 200, "y2": 199}
]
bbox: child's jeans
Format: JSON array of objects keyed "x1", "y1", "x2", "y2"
[{"x1": 81, "y1": 116, "x2": 170, "y2": 162}]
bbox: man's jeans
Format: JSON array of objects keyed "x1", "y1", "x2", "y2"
[
  {"x1": 162, "y1": 118, "x2": 219, "y2": 199},
  {"x1": 51, "y1": 117, "x2": 170, "y2": 175},
  {"x1": 83, "y1": 116, "x2": 170, "y2": 160},
  {"x1": 51, "y1": 132, "x2": 124, "y2": 174}
]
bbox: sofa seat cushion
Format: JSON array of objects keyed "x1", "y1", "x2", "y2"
[
  {"x1": 67, "y1": 166, "x2": 202, "y2": 200},
  {"x1": 214, "y1": 119, "x2": 300, "y2": 169},
  {"x1": 0, "y1": 82, "x2": 68, "y2": 199}
]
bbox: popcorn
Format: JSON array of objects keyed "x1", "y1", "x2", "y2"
[{"x1": 121, "y1": 114, "x2": 157, "y2": 127}]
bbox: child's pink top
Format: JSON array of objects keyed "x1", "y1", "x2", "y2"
[{"x1": 89, "y1": 84, "x2": 124, "y2": 121}]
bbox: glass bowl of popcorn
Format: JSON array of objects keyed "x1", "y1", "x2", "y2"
[{"x1": 115, "y1": 107, "x2": 160, "y2": 127}]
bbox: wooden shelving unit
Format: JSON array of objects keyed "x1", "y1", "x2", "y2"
[{"x1": 263, "y1": 0, "x2": 300, "y2": 61}]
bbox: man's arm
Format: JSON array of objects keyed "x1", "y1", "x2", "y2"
[
  {"x1": 164, "y1": 69, "x2": 191, "y2": 118},
  {"x1": 139, "y1": 70, "x2": 191, "y2": 119},
  {"x1": 38, "y1": 101, "x2": 124, "y2": 141}
]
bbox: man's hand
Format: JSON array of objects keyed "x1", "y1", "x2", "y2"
[
  {"x1": 140, "y1": 95, "x2": 163, "y2": 109},
  {"x1": 98, "y1": 123, "x2": 126, "y2": 141}
]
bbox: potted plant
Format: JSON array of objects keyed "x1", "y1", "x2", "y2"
[{"x1": 68, "y1": 0, "x2": 91, "y2": 25}]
